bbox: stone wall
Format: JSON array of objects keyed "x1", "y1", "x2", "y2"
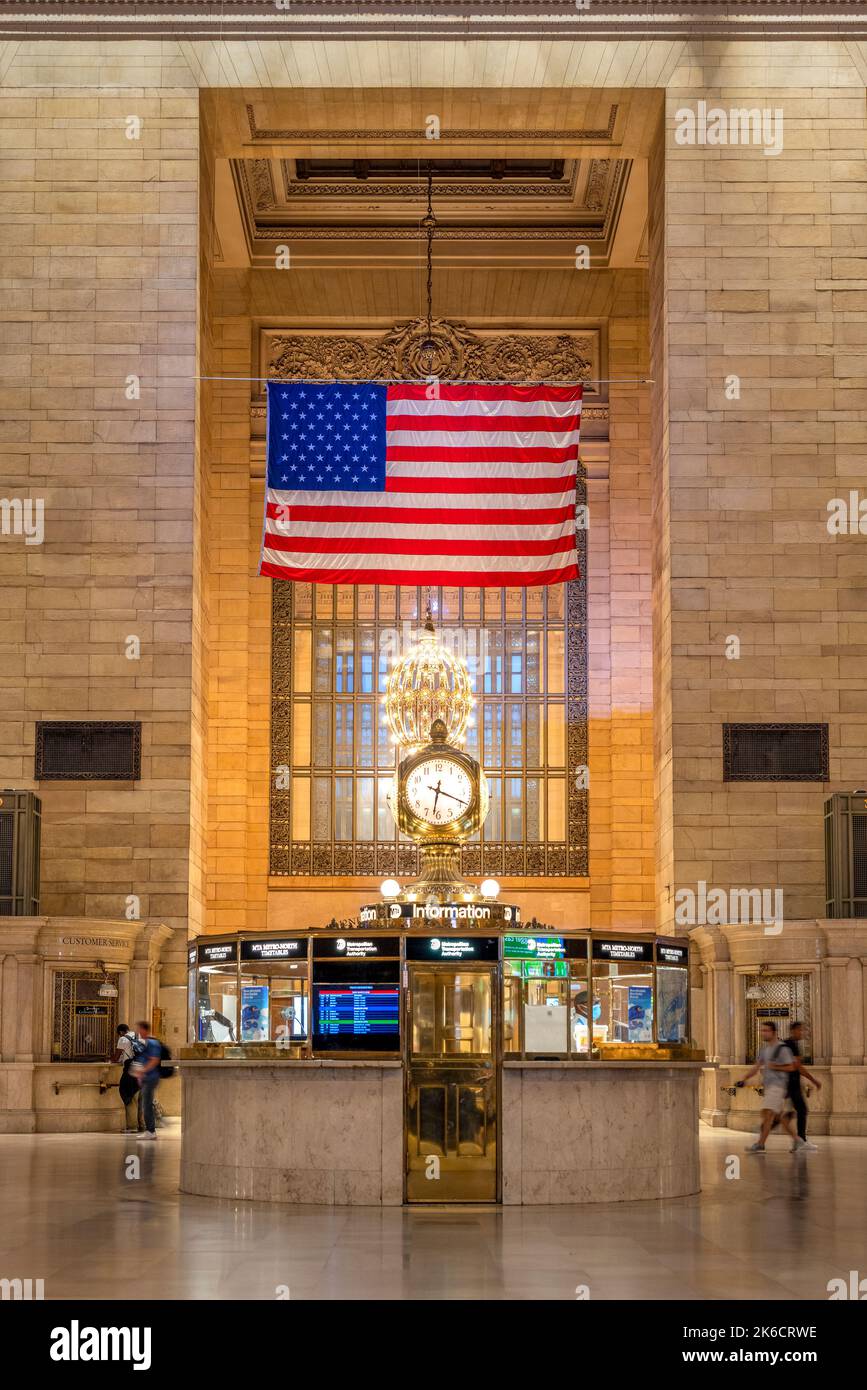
[
  {"x1": 0, "y1": 66, "x2": 198, "y2": 968},
  {"x1": 655, "y1": 74, "x2": 867, "y2": 926},
  {"x1": 1, "y1": 32, "x2": 865, "y2": 960}
]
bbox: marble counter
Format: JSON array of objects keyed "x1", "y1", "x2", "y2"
[
  {"x1": 180, "y1": 1060, "x2": 403, "y2": 1205},
  {"x1": 501, "y1": 1061, "x2": 703, "y2": 1204},
  {"x1": 181, "y1": 1058, "x2": 703, "y2": 1207}
]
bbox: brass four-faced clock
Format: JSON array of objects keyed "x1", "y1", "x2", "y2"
[{"x1": 390, "y1": 719, "x2": 489, "y2": 902}]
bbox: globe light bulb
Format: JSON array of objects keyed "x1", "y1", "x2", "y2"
[
  {"x1": 480, "y1": 878, "x2": 500, "y2": 900},
  {"x1": 380, "y1": 878, "x2": 401, "y2": 899}
]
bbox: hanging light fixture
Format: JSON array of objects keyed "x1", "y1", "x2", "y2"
[
  {"x1": 384, "y1": 601, "x2": 473, "y2": 751},
  {"x1": 96, "y1": 960, "x2": 118, "y2": 999},
  {"x1": 745, "y1": 963, "x2": 768, "y2": 1001},
  {"x1": 417, "y1": 166, "x2": 438, "y2": 377}
]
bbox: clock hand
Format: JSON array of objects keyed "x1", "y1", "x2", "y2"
[
  {"x1": 426, "y1": 784, "x2": 469, "y2": 808},
  {"x1": 431, "y1": 779, "x2": 441, "y2": 814}
]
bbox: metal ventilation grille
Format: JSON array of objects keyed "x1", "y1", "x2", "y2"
[
  {"x1": 0, "y1": 811, "x2": 13, "y2": 911},
  {"x1": 35, "y1": 722, "x2": 141, "y2": 781},
  {"x1": 723, "y1": 723, "x2": 828, "y2": 783},
  {"x1": 853, "y1": 814, "x2": 867, "y2": 913}
]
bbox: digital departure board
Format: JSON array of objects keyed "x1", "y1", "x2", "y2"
[{"x1": 312, "y1": 984, "x2": 401, "y2": 1052}]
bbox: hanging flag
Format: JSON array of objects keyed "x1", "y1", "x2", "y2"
[{"x1": 259, "y1": 380, "x2": 582, "y2": 587}]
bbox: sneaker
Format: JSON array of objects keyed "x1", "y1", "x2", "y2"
[
  {"x1": 799, "y1": 1140, "x2": 818, "y2": 1152},
  {"x1": 136, "y1": 1131, "x2": 157, "y2": 1141},
  {"x1": 745, "y1": 1142, "x2": 765, "y2": 1153},
  {"x1": 122, "y1": 1127, "x2": 138, "y2": 1134}
]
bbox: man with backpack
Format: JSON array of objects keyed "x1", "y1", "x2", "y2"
[
  {"x1": 111, "y1": 1023, "x2": 143, "y2": 1133},
  {"x1": 133, "y1": 1020, "x2": 164, "y2": 1141},
  {"x1": 785, "y1": 1019, "x2": 820, "y2": 1152},
  {"x1": 737, "y1": 1020, "x2": 799, "y2": 1153}
]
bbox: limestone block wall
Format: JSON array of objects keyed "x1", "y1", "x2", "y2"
[
  {"x1": 654, "y1": 72, "x2": 867, "y2": 926},
  {"x1": 588, "y1": 312, "x2": 655, "y2": 931},
  {"x1": 0, "y1": 61, "x2": 199, "y2": 964}
]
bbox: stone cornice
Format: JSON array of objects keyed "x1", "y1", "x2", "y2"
[{"x1": 0, "y1": 2, "x2": 864, "y2": 41}]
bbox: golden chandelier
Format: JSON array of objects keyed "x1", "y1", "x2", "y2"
[{"x1": 384, "y1": 611, "x2": 473, "y2": 751}]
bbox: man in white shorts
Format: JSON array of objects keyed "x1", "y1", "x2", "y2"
[{"x1": 737, "y1": 1020, "x2": 799, "y2": 1152}]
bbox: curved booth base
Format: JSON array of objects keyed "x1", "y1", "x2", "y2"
[
  {"x1": 180, "y1": 1059, "x2": 702, "y2": 1206},
  {"x1": 502, "y1": 1062, "x2": 701, "y2": 1204},
  {"x1": 180, "y1": 1061, "x2": 404, "y2": 1205}
]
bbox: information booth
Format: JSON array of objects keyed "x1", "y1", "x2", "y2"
[{"x1": 181, "y1": 923, "x2": 701, "y2": 1206}]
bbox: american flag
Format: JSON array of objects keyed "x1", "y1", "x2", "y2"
[{"x1": 259, "y1": 380, "x2": 582, "y2": 587}]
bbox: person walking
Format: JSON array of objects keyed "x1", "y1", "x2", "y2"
[
  {"x1": 134, "y1": 1020, "x2": 163, "y2": 1142},
  {"x1": 786, "y1": 1020, "x2": 821, "y2": 1152},
  {"x1": 111, "y1": 1023, "x2": 142, "y2": 1133},
  {"x1": 737, "y1": 1020, "x2": 799, "y2": 1153}
]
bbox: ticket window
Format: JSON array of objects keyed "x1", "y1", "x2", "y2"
[
  {"x1": 656, "y1": 966, "x2": 689, "y2": 1044},
  {"x1": 592, "y1": 955, "x2": 655, "y2": 1047},
  {"x1": 196, "y1": 966, "x2": 239, "y2": 1043},
  {"x1": 239, "y1": 966, "x2": 309, "y2": 1045},
  {"x1": 502, "y1": 937, "x2": 589, "y2": 1057},
  {"x1": 504, "y1": 960, "x2": 568, "y2": 1054}
]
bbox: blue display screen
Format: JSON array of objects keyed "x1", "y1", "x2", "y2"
[{"x1": 313, "y1": 984, "x2": 400, "y2": 1043}]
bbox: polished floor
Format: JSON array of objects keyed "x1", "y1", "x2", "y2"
[{"x1": 0, "y1": 1123, "x2": 864, "y2": 1300}]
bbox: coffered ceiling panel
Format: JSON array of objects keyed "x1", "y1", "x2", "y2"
[{"x1": 219, "y1": 153, "x2": 646, "y2": 270}]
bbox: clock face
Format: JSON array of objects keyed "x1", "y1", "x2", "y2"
[{"x1": 405, "y1": 756, "x2": 474, "y2": 829}]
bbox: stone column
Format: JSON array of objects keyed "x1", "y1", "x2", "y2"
[
  {"x1": 824, "y1": 958, "x2": 853, "y2": 1067},
  {"x1": 846, "y1": 957, "x2": 865, "y2": 1066},
  {"x1": 707, "y1": 961, "x2": 735, "y2": 1062},
  {"x1": 14, "y1": 955, "x2": 39, "y2": 1062},
  {"x1": 0, "y1": 955, "x2": 13, "y2": 1062}
]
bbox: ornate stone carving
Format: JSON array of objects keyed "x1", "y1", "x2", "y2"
[
  {"x1": 250, "y1": 225, "x2": 608, "y2": 243},
  {"x1": 268, "y1": 317, "x2": 595, "y2": 389},
  {"x1": 248, "y1": 158, "x2": 276, "y2": 211},
  {"x1": 280, "y1": 174, "x2": 578, "y2": 202},
  {"x1": 584, "y1": 158, "x2": 612, "y2": 212}
]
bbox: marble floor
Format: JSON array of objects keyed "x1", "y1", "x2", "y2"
[{"x1": 0, "y1": 1123, "x2": 864, "y2": 1300}]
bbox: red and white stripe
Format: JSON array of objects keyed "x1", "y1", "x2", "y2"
[{"x1": 260, "y1": 382, "x2": 582, "y2": 587}]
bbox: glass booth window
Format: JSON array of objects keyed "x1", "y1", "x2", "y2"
[
  {"x1": 592, "y1": 951, "x2": 654, "y2": 1046},
  {"x1": 502, "y1": 936, "x2": 589, "y2": 1056},
  {"x1": 196, "y1": 967, "x2": 239, "y2": 1043},
  {"x1": 657, "y1": 966, "x2": 689, "y2": 1043},
  {"x1": 240, "y1": 965, "x2": 309, "y2": 1045}
]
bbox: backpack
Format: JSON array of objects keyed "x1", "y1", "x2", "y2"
[
  {"x1": 158, "y1": 1041, "x2": 176, "y2": 1081},
  {"x1": 120, "y1": 1031, "x2": 140, "y2": 1070}
]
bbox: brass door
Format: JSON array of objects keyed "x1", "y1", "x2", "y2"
[{"x1": 405, "y1": 966, "x2": 498, "y2": 1203}]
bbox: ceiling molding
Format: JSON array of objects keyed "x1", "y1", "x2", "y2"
[
  {"x1": 1, "y1": 2, "x2": 865, "y2": 41},
  {"x1": 245, "y1": 104, "x2": 620, "y2": 145}
]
